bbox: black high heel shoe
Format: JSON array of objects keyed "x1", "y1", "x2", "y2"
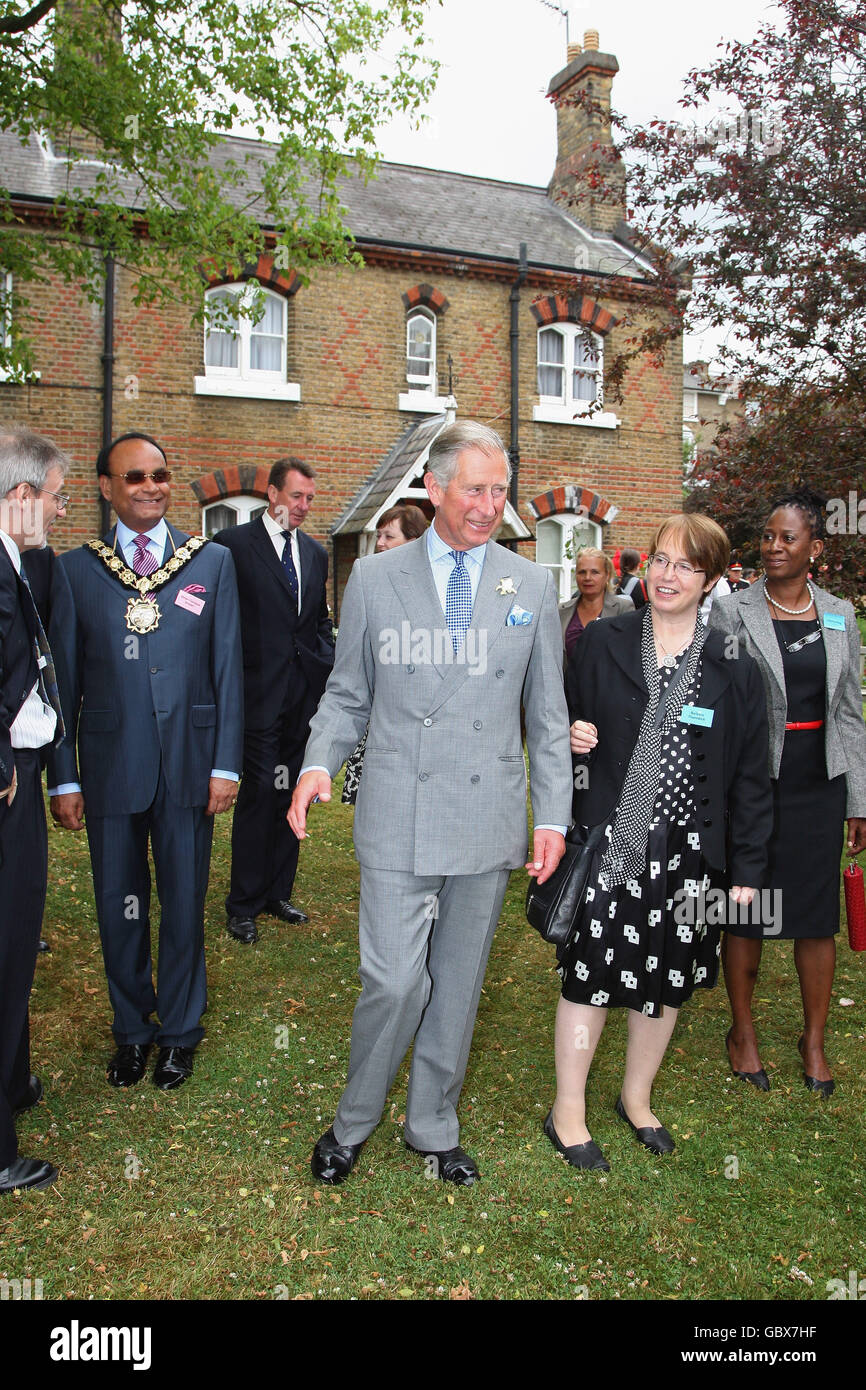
[
  {"x1": 797, "y1": 1036, "x2": 835, "y2": 1099},
  {"x1": 725, "y1": 1028, "x2": 770, "y2": 1092},
  {"x1": 543, "y1": 1110, "x2": 610, "y2": 1171}
]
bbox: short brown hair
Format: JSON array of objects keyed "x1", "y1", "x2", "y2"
[
  {"x1": 377, "y1": 504, "x2": 427, "y2": 541},
  {"x1": 268, "y1": 456, "x2": 315, "y2": 490},
  {"x1": 649, "y1": 513, "x2": 730, "y2": 582}
]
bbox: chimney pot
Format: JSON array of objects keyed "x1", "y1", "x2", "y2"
[
  {"x1": 567, "y1": 42, "x2": 582, "y2": 62},
  {"x1": 583, "y1": 29, "x2": 600, "y2": 51}
]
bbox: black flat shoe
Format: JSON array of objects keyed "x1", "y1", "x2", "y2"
[
  {"x1": 12, "y1": 1075, "x2": 43, "y2": 1116},
  {"x1": 227, "y1": 915, "x2": 258, "y2": 944},
  {"x1": 406, "y1": 1142, "x2": 480, "y2": 1185},
  {"x1": 544, "y1": 1109, "x2": 610, "y2": 1171},
  {"x1": 107, "y1": 1043, "x2": 151, "y2": 1088},
  {"x1": 725, "y1": 1028, "x2": 770, "y2": 1092},
  {"x1": 0, "y1": 1156, "x2": 58, "y2": 1193},
  {"x1": 615, "y1": 1096, "x2": 675, "y2": 1155},
  {"x1": 311, "y1": 1126, "x2": 365, "y2": 1184},
  {"x1": 797, "y1": 1036, "x2": 835, "y2": 1098},
  {"x1": 265, "y1": 900, "x2": 309, "y2": 925},
  {"x1": 37, "y1": 938, "x2": 51, "y2": 953},
  {"x1": 153, "y1": 1046, "x2": 194, "y2": 1090}
]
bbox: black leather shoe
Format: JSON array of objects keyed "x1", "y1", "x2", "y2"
[
  {"x1": 725, "y1": 1028, "x2": 770, "y2": 1091},
  {"x1": 227, "y1": 915, "x2": 258, "y2": 944},
  {"x1": 37, "y1": 938, "x2": 51, "y2": 953},
  {"x1": 107, "y1": 1043, "x2": 151, "y2": 1088},
  {"x1": 13, "y1": 1075, "x2": 43, "y2": 1116},
  {"x1": 0, "y1": 1156, "x2": 58, "y2": 1193},
  {"x1": 407, "y1": 1142, "x2": 480, "y2": 1185},
  {"x1": 265, "y1": 899, "x2": 309, "y2": 924},
  {"x1": 311, "y1": 1126, "x2": 365, "y2": 1184},
  {"x1": 544, "y1": 1109, "x2": 610, "y2": 1171},
  {"x1": 615, "y1": 1096, "x2": 675, "y2": 1155},
  {"x1": 153, "y1": 1046, "x2": 194, "y2": 1090},
  {"x1": 798, "y1": 1036, "x2": 835, "y2": 1098}
]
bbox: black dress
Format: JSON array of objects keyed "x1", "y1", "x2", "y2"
[
  {"x1": 559, "y1": 660, "x2": 722, "y2": 1016},
  {"x1": 725, "y1": 619, "x2": 845, "y2": 940}
]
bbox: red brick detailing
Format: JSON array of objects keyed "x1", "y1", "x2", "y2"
[
  {"x1": 401, "y1": 282, "x2": 450, "y2": 314},
  {"x1": 457, "y1": 321, "x2": 510, "y2": 411},
  {"x1": 190, "y1": 464, "x2": 271, "y2": 505},
  {"x1": 194, "y1": 473, "x2": 223, "y2": 503},
  {"x1": 323, "y1": 306, "x2": 382, "y2": 409},
  {"x1": 529, "y1": 483, "x2": 618, "y2": 526},
  {"x1": 200, "y1": 254, "x2": 299, "y2": 298},
  {"x1": 629, "y1": 354, "x2": 674, "y2": 434},
  {"x1": 531, "y1": 293, "x2": 618, "y2": 335}
]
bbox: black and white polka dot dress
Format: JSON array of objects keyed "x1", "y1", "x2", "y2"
[{"x1": 559, "y1": 659, "x2": 722, "y2": 1016}]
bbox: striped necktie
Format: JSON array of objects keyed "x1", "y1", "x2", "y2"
[{"x1": 19, "y1": 568, "x2": 65, "y2": 740}]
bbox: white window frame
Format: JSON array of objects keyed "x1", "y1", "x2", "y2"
[
  {"x1": 533, "y1": 324, "x2": 619, "y2": 429},
  {"x1": 400, "y1": 306, "x2": 452, "y2": 413},
  {"x1": 0, "y1": 272, "x2": 40, "y2": 384},
  {"x1": 195, "y1": 282, "x2": 299, "y2": 402},
  {"x1": 202, "y1": 495, "x2": 268, "y2": 537},
  {"x1": 536, "y1": 514, "x2": 603, "y2": 602}
]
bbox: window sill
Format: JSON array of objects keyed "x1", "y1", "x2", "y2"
[
  {"x1": 0, "y1": 368, "x2": 41, "y2": 384},
  {"x1": 533, "y1": 403, "x2": 620, "y2": 429},
  {"x1": 194, "y1": 376, "x2": 300, "y2": 401},
  {"x1": 399, "y1": 391, "x2": 452, "y2": 414}
]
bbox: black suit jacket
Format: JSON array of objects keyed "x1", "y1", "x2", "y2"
[
  {"x1": 566, "y1": 608, "x2": 772, "y2": 886},
  {"x1": 0, "y1": 540, "x2": 40, "y2": 788},
  {"x1": 213, "y1": 516, "x2": 334, "y2": 729}
]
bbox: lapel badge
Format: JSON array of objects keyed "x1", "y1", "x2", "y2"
[{"x1": 496, "y1": 576, "x2": 517, "y2": 596}]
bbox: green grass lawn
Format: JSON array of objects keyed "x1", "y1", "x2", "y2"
[{"x1": 3, "y1": 785, "x2": 865, "y2": 1303}]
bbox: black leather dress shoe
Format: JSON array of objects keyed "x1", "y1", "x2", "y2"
[
  {"x1": 544, "y1": 1109, "x2": 610, "y2": 1171},
  {"x1": 725, "y1": 1028, "x2": 770, "y2": 1091},
  {"x1": 227, "y1": 915, "x2": 258, "y2": 944},
  {"x1": 265, "y1": 899, "x2": 309, "y2": 924},
  {"x1": 37, "y1": 938, "x2": 51, "y2": 953},
  {"x1": 311, "y1": 1126, "x2": 365, "y2": 1184},
  {"x1": 107, "y1": 1044, "x2": 151, "y2": 1088},
  {"x1": 407, "y1": 1142, "x2": 480, "y2": 1185},
  {"x1": 153, "y1": 1046, "x2": 194, "y2": 1090},
  {"x1": 615, "y1": 1096, "x2": 675, "y2": 1155},
  {"x1": 0, "y1": 1156, "x2": 58, "y2": 1193},
  {"x1": 13, "y1": 1075, "x2": 43, "y2": 1116},
  {"x1": 798, "y1": 1036, "x2": 835, "y2": 1098}
]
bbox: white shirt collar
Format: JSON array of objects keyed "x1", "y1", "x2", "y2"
[
  {"x1": 115, "y1": 518, "x2": 168, "y2": 553},
  {"x1": 427, "y1": 520, "x2": 487, "y2": 567},
  {"x1": 263, "y1": 509, "x2": 292, "y2": 540},
  {"x1": 0, "y1": 528, "x2": 21, "y2": 572}
]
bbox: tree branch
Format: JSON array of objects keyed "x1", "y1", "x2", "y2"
[{"x1": 0, "y1": 1, "x2": 59, "y2": 36}]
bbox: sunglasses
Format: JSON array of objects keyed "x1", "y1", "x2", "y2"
[{"x1": 109, "y1": 469, "x2": 172, "y2": 485}]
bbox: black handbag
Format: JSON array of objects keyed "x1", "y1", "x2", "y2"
[{"x1": 525, "y1": 821, "x2": 607, "y2": 947}]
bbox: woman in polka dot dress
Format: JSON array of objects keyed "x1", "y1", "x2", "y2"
[{"x1": 545, "y1": 514, "x2": 773, "y2": 1171}]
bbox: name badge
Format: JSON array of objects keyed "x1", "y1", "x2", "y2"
[
  {"x1": 680, "y1": 704, "x2": 714, "y2": 728},
  {"x1": 175, "y1": 590, "x2": 205, "y2": 615},
  {"x1": 823, "y1": 613, "x2": 845, "y2": 631}
]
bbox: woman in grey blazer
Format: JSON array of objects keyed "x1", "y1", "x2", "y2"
[
  {"x1": 559, "y1": 547, "x2": 633, "y2": 660},
  {"x1": 709, "y1": 489, "x2": 866, "y2": 1098}
]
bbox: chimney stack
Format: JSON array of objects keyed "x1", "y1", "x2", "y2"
[{"x1": 547, "y1": 32, "x2": 626, "y2": 236}]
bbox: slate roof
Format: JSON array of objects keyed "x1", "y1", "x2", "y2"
[
  {"x1": 1, "y1": 128, "x2": 652, "y2": 280},
  {"x1": 330, "y1": 413, "x2": 446, "y2": 535}
]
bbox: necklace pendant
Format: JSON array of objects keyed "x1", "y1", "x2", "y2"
[
  {"x1": 662, "y1": 653, "x2": 678, "y2": 669},
  {"x1": 125, "y1": 595, "x2": 161, "y2": 634}
]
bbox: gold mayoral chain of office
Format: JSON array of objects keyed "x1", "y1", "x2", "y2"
[{"x1": 86, "y1": 534, "x2": 209, "y2": 634}]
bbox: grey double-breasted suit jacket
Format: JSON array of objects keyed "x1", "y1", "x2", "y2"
[
  {"x1": 709, "y1": 581, "x2": 866, "y2": 817},
  {"x1": 302, "y1": 535, "x2": 573, "y2": 876}
]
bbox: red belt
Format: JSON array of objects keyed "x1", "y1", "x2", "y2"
[{"x1": 785, "y1": 720, "x2": 824, "y2": 730}]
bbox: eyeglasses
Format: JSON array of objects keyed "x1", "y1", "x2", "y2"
[
  {"x1": 109, "y1": 469, "x2": 172, "y2": 485},
  {"x1": 649, "y1": 553, "x2": 705, "y2": 579},
  {"x1": 27, "y1": 483, "x2": 70, "y2": 510}
]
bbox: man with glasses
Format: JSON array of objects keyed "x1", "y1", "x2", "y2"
[
  {"x1": 48, "y1": 433, "x2": 243, "y2": 1091},
  {"x1": 0, "y1": 424, "x2": 68, "y2": 1191}
]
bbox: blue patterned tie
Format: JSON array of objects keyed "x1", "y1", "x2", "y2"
[
  {"x1": 445, "y1": 549, "x2": 472, "y2": 652},
  {"x1": 281, "y1": 530, "x2": 299, "y2": 611}
]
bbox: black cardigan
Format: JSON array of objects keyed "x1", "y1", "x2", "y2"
[{"x1": 566, "y1": 609, "x2": 772, "y2": 887}]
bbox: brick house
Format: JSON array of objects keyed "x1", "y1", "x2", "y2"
[{"x1": 1, "y1": 32, "x2": 683, "y2": 616}]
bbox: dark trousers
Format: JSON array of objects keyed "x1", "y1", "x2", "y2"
[
  {"x1": 226, "y1": 672, "x2": 314, "y2": 919},
  {"x1": 86, "y1": 765, "x2": 213, "y2": 1048},
  {"x1": 0, "y1": 750, "x2": 46, "y2": 1167}
]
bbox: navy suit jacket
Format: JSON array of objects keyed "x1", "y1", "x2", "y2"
[
  {"x1": 47, "y1": 524, "x2": 243, "y2": 815},
  {"x1": 0, "y1": 542, "x2": 39, "y2": 790},
  {"x1": 212, "y1": 516, "x2": 334, "y2": 729}
]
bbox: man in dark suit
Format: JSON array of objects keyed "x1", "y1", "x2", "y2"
[
  {"x1": 48, "y1": 433, "x2": 243, "y2": 1090},
  {"x1": 0, "y1": 424, "x2": 69, "y2": 1192},
  {"x1": 213, "y1": 458, "x2": 334, "y2": 944}
]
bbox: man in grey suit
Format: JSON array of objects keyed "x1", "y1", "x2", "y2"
[{"x1": 289, "y1": 420, "x2": 572, "y2": 1185}]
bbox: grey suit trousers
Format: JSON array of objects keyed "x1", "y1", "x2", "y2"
[{"x1": 333, "y1": 866, "x2": 510, "y2": 1150}]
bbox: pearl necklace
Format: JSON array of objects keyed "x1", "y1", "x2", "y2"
[{"x1": 763, "y1": 577, "x2": 815, "y2": 616}]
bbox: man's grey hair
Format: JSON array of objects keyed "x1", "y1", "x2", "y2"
[
  {"x1": 0, "y1": 424, "x2": 68, "y2": 499},
  {"x1": 426, "y1": 420, "x2": 511, "y2": 488}
]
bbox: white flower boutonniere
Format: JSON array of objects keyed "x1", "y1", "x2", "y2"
[{"x1": 496, "y1": 576, "x2": 517, "y2": 596}]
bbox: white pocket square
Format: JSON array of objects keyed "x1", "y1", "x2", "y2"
[{"x1": 507, "y1": 605, "x2": 534, "y2": 626}]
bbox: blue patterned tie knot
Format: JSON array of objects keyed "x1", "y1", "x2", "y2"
[{"x1": 445, "y1": 549, "x2": 472, "y2": 652}]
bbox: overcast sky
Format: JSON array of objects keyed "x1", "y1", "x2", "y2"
[{"x1": 377, "y1": 0, "x2": 783, "y2": 184}]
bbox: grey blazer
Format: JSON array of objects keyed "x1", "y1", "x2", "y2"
[
  {"x1": 559, "y1": 589, "x2": 634, "y2": 645},
  {"x1": 709, "y1": 581, "x2": 866, "y2": 816},
  {"x1": 303, "y1": 535, "x2": 573, "y2": 875}
]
